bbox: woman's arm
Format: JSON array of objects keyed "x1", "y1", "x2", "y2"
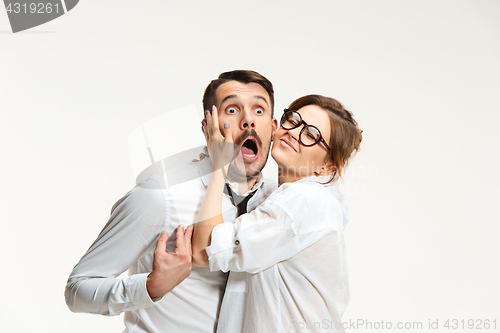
[
  {"x1": 191, "y1": 168, "x2": 226, "y2": 266},
  {"x1": 192, "y1": 106, "x2": 234, "y2": 267},
  {"x1": 206, "y1": 183, "x2": 344, "y2": 274}
]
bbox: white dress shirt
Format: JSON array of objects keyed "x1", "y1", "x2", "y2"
[
  {"x1": 65, "y1": 154, "x2": 277, "y2": 333},
  {"x1": 206, "y1": 175, "x2": 350, "y2": 333}
]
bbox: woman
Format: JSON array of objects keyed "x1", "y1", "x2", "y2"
[{"x1": 192, "y1": 95, "x2": 362, "y2": 332}]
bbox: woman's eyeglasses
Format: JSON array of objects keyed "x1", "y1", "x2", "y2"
[{"x1": 280, "y1": 109, "x2": 331, "y2": 151}]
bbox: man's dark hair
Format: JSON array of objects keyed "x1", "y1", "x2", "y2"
[{"x1": 202, "y1": 70, "x2": 274, "y2": 116}]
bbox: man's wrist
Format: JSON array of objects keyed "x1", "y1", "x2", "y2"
[
  {"x1": 146, "y1": 273, "x2": 164, "y2": 300},
  {"x1": 127, "y1": 273, "x2": 162, "y2": 307}
]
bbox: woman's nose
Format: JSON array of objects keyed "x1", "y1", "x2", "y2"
[{"x1": 286, "y1": 126, "x2": 301, "y2": 142}]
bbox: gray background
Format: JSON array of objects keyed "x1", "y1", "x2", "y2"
[{"x1": 1, "y1": 1, "x2": 499, "y2": 332}]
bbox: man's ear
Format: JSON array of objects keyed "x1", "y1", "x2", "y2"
[
  {"x1": 201, "y1": 119, "x2": 208, "y2": 142},
  {"x1": 271, "y1": 117, "x2": 279, "y2": 141}
]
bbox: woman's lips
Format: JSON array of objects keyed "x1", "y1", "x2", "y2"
[{"x1": 279, "y1": 139, "x2": 297, "y2": 152}]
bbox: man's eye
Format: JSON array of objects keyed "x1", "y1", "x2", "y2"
[
  {"x1": 226, "y1": 107, "x2": 238, "y2": 114},
  {"x1": 255, "y1": 107, "x2": 264, "y2": 115}
]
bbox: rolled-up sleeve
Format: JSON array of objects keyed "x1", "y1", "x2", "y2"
[
  {"x1": 65, "y1": 178, "x2": 167, "y2": 315},
  {"x1": 206, "y1": 182, "x2": 343, "y2": 274}
]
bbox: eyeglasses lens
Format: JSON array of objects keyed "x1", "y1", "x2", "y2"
[
  {"x1": 281, "y1": 111, "x2": 321, "y2": 146},
  {"x1": 281, "y1": 111, "x2": 301, "y2": 129},
  {"x1": 301, "y1": 126, "x2": 321, "y2": 146}
]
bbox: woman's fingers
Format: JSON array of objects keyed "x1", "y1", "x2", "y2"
[
  {"x1": 205, "y1": 106, "x2": 221, "y2": 143},
  {"x1": 204, "y1": 110, "x2": 212, "y2": 140},
  {"x1": 210, "y1": 105, "x2": 233, "y2": 144},
  {"x1": 222, "y1": 122, "x2": 232, "y2": 143},
  {"x1": 205, "y1": 105, "x2": 236, "y2": 170},
  {"x1": 210, "y1": 105, "x2": 218, "y2": 137},
  {"x1": 205, "y1": 105, "x2": 233, "y2": 143},
  {"x1": 210, "y1": 105, "x2": 224, "y2": 142}
]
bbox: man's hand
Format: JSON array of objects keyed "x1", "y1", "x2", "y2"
[{"x1": 146, "y1": 225, "x2": 194, "y2": 299}]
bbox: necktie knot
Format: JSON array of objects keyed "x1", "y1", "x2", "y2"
[{"x1": 225, "y1": 183, "x2": 256, "y2": 217}]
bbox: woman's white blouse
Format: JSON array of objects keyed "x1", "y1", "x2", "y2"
[{"x1": 206, "y1": 175, "x2": 350, "y2": 333}]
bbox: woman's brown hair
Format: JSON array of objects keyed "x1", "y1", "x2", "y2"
[{"x1": 288, "y1": 95, "x2": 362, "y2": 182}]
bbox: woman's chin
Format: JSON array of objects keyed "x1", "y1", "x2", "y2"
[
  {"x1": 270, "y1": 148, "x2": 285, "y2": 166},
  {"x1": 272, "y1": 148, "x2": 298, "y2": 169}
]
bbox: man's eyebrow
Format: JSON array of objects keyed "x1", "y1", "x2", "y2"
[
  {"x1": 220, "y1": 95, "x2": 237, "y2": 106},
  {"x1": 219, "y1": 95, "x2": 270, "y2": 106},
  {"x1": 253, "y1": 95, "x2": 269, "y2": 106}
]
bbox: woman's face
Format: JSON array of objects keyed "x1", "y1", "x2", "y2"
[{"x1": 271, "y1": 104, "x2": 333, "y2": 183}]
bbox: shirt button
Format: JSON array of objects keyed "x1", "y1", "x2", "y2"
[{"x1": 234, "y1": 240, "x2": 240, "y2": 246}]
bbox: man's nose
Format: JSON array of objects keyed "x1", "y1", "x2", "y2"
[{"x1": 240, "y1": 109, "x2": 255, "y2": 129}]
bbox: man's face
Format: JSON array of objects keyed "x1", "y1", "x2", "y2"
[{"x1": 212, "y1": 81, "x2": 278, "y2": 181}]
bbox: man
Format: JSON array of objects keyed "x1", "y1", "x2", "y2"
[{"x1": 65, "y1": 70, "x2": 278, "y2": 332}]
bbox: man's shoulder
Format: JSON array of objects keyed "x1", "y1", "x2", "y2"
[
  {"x1": 112, "y1": 157, "x2": 208, "y2": 209},
  {"x1": 137, "y1": 157, "x2": 211, "y2": 189},
  {"x1": 109, "y1": 159, "x2": 211, "y2": 222}
]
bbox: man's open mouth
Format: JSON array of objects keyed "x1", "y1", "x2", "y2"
[{"x1": 240, "y1": 138, "x2": 259, "y2": 162}]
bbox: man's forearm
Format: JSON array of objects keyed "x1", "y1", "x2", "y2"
[
  {"x1": 65, "y1": 182, "x2": 166, "y2": 314},
  {"x1": 65, "y1": 274, "x2": 156, "y2": 315}
]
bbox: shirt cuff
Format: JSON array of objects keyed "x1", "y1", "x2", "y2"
[
  {"x1": 206, "y1": 223, "x2": 238, "y2": 272},
  {"x1": 124, "y1": 273, "x2": 164, "y2": 308}
]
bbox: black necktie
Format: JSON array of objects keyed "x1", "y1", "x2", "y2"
[
  {"x1": 223, "y1": 184, "x2": 256, "y2": 285},
  {"x1": 225, "y1": 183, "x2": 256, "y2": 217}
]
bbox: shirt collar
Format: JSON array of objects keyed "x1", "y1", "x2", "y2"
[
  {"x1": 198, "y1": 156, "x2": 265, "y2": 196},
  {"x1": 293, "y1": 174, "x2": 336, "y2": 186},
  {"x1": 226, "y1": 172, "x2": 264, "y2": 196}
]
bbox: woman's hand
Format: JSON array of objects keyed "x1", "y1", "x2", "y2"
[
  {"x1": 204, "y1": 105, "x2": 237, "y2": 172},
  {"x1": 193, "y1": 106, "x2": 236, "y2": 266}
]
